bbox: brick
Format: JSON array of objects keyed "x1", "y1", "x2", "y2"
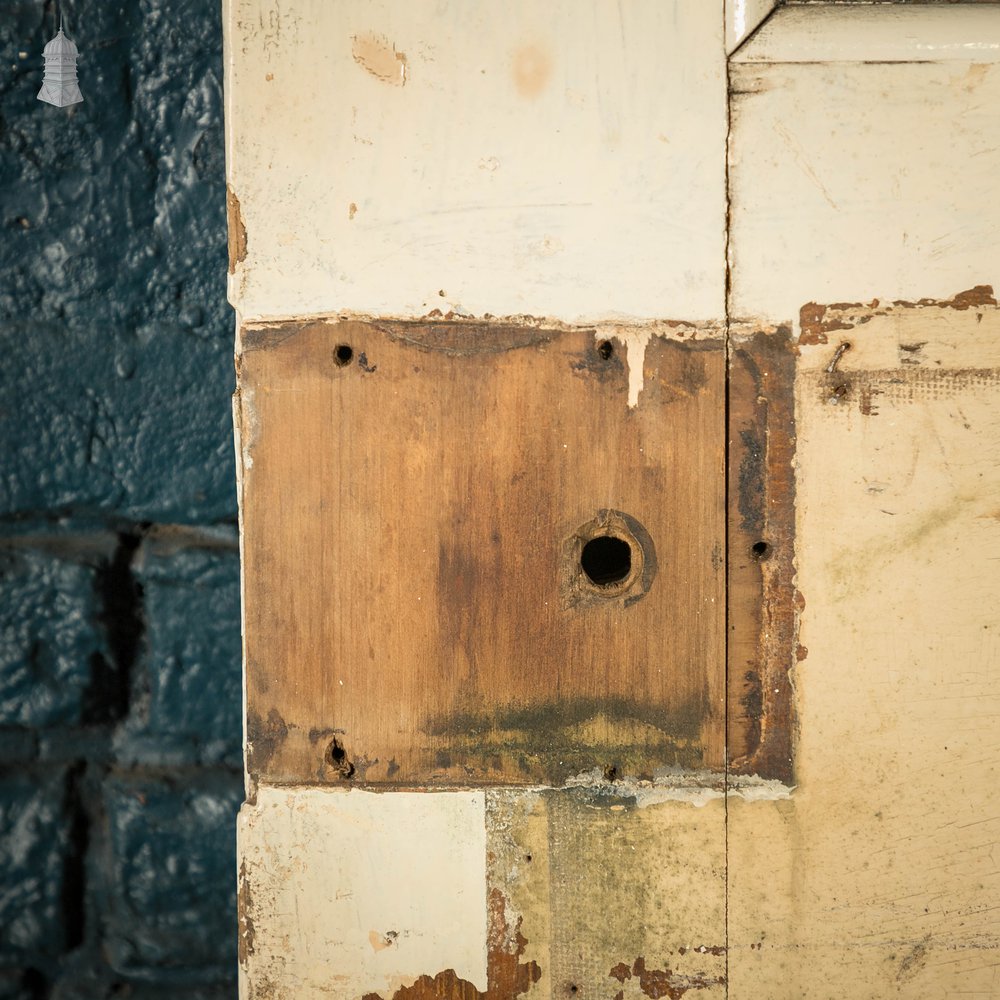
[
  {"x1": 0, "y1": 970, "x2": 39, "y2": 1000},
  {"x1": 0, "y1": 325, "x2": 236, "y2": 523},
  {"x1": 47, "y1": 955, "x2": 235, "y2": 999},
  {"x1": 0, "y1": 547, "x2": 106, "y2": 728},
  {"x1": 0, "y1": 1, "x2": 229, "y2": 340},
  {"x1": 0, "y1": 768, "x2": 70, "y2": 959},
  {"x1": 103, "y1": 772, "x2": 242, "y2": 977},
  {"x1": 130, "y1": 0, "x2": 229, "y2": 338},
  {"x1": 0, "y1": 0, "x2": 234, "y2": 523},
  {"x1": 116, "y1": 531, "x2": 241, "y2": 767}
]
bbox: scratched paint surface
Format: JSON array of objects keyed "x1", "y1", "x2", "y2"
[
  {"x1": 727, "y1": 7, "x2": 1000, "y2": 996},
  {"x1": 231, "y1": 2, "x2": 1000, "y2": 998},
  {"x1": 729, "y1": 7, "x2": 1000, "y2": 324},
  {"x1": 238, "y1": 788, "x2": 489, "y2": 998},
  {"x1": 223, "y1": 0, "x2": 727, "y2": 324},
  {"x1": 728, "y1": 298, "x2": 1000, "y2": 997}
]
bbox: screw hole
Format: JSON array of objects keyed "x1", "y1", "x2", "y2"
[
  {"x1": 327, "y1": 738, "x2": 355, "y2": 779},
  {"x1": 751, "y1": 541, "x2": 772, "y2": 561},
  {"x1": 597, "y1": 340, "x2": 614, "y2": 361},
  {"x1": 334, "y1": 344, "x2": 354, "y2": 367},
  {"x1": 581, "y1": 535, "x2": 632, "y2": 587}
]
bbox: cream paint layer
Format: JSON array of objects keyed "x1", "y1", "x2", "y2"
[
  {"x1": 239, "y1": 788, "x2": 488, "y2": 998},
  {"x1": 224, "y1": 0, "x2": 728, "y2": 325}
]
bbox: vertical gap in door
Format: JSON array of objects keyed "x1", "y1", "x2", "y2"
[{"x1": 722, "y1": 15, "x2": 734, "y2": 996}]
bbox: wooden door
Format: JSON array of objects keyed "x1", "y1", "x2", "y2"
[{"x1": 227, "y1": 3, "x2": 1000, "y2": 997}]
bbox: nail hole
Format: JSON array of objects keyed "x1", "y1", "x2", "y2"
[
  {"x1": 751, "y1": 541, "x2": 772, "y2": 561},
  {"x1": 603, "y1": 764, "x2": 619, "y2": 782},
  {"x1": 334, "y1": 344, "x2": 354, "y2": 366},
  {"x1": 327, "y1": 737, "x2": 355, "y2": 779},
  {"x1": 581, "y1": 535, "x2": 632, "y2": 586},
  {"x1": 569, "y1": 986, "x2": 579, "y2": 995},
  {"x1": 524, "y1": 854, "x2": 533, "y2": 863},
  {"x1": 597, "y1": 340, "x2": 614, "y2": 361}
]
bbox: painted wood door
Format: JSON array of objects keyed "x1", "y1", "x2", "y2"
[{"x1": 226, "y1": 4, "x2": 1000, "y2": 997}]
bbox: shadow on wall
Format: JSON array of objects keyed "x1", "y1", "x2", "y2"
[{"x1": 0, "y1": 1, "x2": 241, "y2": 996}]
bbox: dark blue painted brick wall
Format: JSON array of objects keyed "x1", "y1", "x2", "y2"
[{"x1": 1, "y1": 1, "x2": 240, "y2": 996}]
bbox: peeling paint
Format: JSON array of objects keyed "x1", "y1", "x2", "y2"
[
  {"x1": 609, "y1": 956, "x2": 726, "y2": 998},
  {"x1": 799, "y1": 285, "x2": 996, "y2": 347},
  {"x1": 237, "y1": 860, "x2": 255, "y2": 967},
  {"x1": 227, "y1": 185, "x2": 248, "y2": 274},
  {"x1": 362, "y1": 890, "x2": 540, "y2": 1000},
  {"x1": 563, "y1": 768, "x2": 794, "y2": 807},
  {"x1": 352, "y1": 32, "x2": 408, "y2": 86}
]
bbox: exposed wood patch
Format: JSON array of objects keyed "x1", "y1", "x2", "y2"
[
  {"x1": 727, "y1": 329, "x2": 798, "y2": 782},
  {"x1": 361, "y1": 889, "x2": 540, "y2": 1000},
  {"x1": 351, "y1": 32, "x2": 408, "y2": 86},
  {"x1": 226, "y1": 185, "x2": 248, "y2": 274},
  {"x1": 239, "y1": 318, "x2": 730, "y2": 786}
]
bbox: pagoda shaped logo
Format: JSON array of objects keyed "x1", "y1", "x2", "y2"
[{"x1": 37, "y1": 25, "x2": 83, "y2": 107}]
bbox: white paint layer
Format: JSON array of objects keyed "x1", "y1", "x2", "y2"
[
  {"x1": 225, "y1": 0, "x2": 728, "y2": 324},
  {"x1": 734, "y1": 5, "x2": 1000, "y2": 64},
  {"x1": 726, "y1": 0, "x2": 779, "y2": 55},
  {"x1": 239, "y1": 787, "x2": 488, "y2": 998},
  {"x1": 565, "y1": 767, "x2": 794, "y2": 807},
  {"x1": 730, "y1": 57, "x2": 1000, "y2": 323}
]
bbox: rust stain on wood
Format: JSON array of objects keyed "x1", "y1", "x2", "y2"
[
  {"x1": 227, "y1": 185, "x2": 247, "y2": 273},
  {"x1": 352, "y1": 31, "x2": 408, "y2": 86},
  {"x1": 728, "y1": 328, "x2": 798, "y2": 782},
  {"x1": 362, "y1": 889, "x2": 540, "y2": 1000},
  {"x1": 609, "y1": 956, "x2": 726, "y2": 998},
  {"x1": 239, "y1": 318, "x2": 729, "y2": 785}
]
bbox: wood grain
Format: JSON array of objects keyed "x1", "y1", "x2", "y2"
[
  {"x1": 238, "y1": 318, "x2": 728, "y2": 786},
  {"x1": 727, "y1": 329, "x2": 798, "y2": 782}
]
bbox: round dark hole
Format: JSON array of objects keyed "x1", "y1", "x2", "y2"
[
  {"x1": 327, "y1": 738, "x2": 355, "y2": 779},
  {"x1": 597, "y1": 340, "x2": 614, "y2": 361},
  {"x1": 751, "y1": 540, "x2": 772, "y2": 561},
  {"x1": 581, "y1": 535, "x2": 632, "y2": 587},
  {"x1": 334, "y1": 344, "x2": 354, "y2": 366}
]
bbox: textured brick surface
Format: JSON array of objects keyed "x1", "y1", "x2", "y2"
[
  {"x1": 0, "y1": 323, "x2": 235, "y2": 523},
  {"x1": 117, "y1": 532, "x2": 242, "y2": 768},
  {"x1": 0, "y1": 546, "x2": 108, "y2": 728},
  {"x1": 103, "y1": 772, "x2": 241, "y2": 978},
  {"x1": 0, "y1": 768, "x2": 71, "y2": 959},
  {"x1": 0, "y1": 0, "x2": 240, "y2": 994},
  {"x1": 0, "y1": 0, "x2": 234, "y2": 524}
]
